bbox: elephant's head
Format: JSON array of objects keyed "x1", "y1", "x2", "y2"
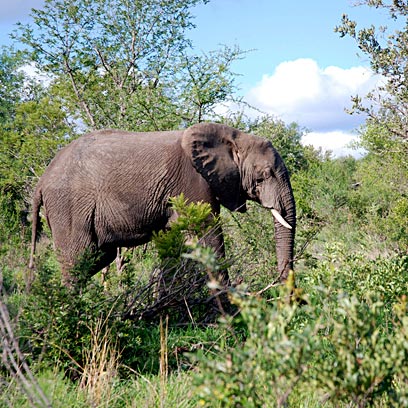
[{"x1": 181, "y1": 122, "x2": 296, "y2": 281}]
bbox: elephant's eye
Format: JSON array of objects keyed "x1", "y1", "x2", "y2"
[{"x1": 263, "y1": 168, "x2": 273, "y2": 180}]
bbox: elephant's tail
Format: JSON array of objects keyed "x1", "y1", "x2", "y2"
[{"x1": 29, "y1": 187, "x2": 43, "y2": 269}]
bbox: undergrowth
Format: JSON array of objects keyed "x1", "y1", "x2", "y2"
[{"x1": 1, "y1": 194, "x2": 408, "y2": 407}]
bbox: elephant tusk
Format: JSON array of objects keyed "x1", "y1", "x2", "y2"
[{"x1": 271, "y1": 209, "x2": 292, "y2": 230}]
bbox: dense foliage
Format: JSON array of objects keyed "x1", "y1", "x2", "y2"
[
  {"x1": 1, "y1": 0, "x2": 408, "y2": 407},
  {"x1": 13, "y1": 0, "x2": 243, "y2": 131}
]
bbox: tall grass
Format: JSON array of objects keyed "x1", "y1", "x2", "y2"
[
  {"x1": 159, "y1": 315, "x2": 169, "y2": 407},
  {"x1": 79, "y1": 317, "x2": 119, "y2": 407}
]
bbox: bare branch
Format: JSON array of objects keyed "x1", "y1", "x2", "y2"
[{"x1": 0, "y1": 300, "x2": 51, "y2": 407}]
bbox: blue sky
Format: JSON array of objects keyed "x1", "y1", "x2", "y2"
[
  {"x1": 0, "y1": 0, "x2": 397, "y2": 156},
  {"x1": 190, "y1": 1, "x2": 384, "y2": 86}
]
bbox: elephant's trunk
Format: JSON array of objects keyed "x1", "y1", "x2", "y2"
[{"x1": 273, "y1": 177, "x2": 296, "y2": 282}]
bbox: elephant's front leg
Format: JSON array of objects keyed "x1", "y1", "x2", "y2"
[
  {"x1": 201, "y1": 223, "x2": 230, "y2": 287},
  {"x1": 199, "y1": 223, "x2": 235, "y2": 318}
]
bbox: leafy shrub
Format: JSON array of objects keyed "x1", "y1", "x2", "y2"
[
  {"x1": 348, "y1": 150, "x2": 408, "y2": 253},
  {"x1": 153, "y1": 194, "x2": 218, "y2": 263},
  {"x1": 193, "y1": 285, "x2": 315, "y2": 408},
  {"x1": 222, "y1": 203, "x2": 279, "y2": 288},
  {"x1": 303, "y1": 246, "x2": 408, "y2": 309},
  {"x1": 18, "y1": 258, "x2": 142, "y2": 378},
  {"x1": 312, "y1": 294, "x2": 402, "y2": 407},
  {"x1": 194, "y1": 255, "x2": 408, "y2": 408}
]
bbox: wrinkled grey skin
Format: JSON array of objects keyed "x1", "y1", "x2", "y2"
[{"x1": 30, "y1": 122, "x2": 296, "y2": 286}]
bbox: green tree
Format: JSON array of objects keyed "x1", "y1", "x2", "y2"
[
  {"x1": 0, "y1": 47, "x2": 25, "y2": 124},
  {"x1": 15, "y1": 0, "x2": 243, "y2": 131},
  {"x1": 175, "y1": 46, "x2": 244, "y2": 124},
  {"x1": 335, "y1": 3, "x2": 408, "y2": 253},
  {"x1": 0, "y1": 47, "x2": 74, "y2": 249},
  {"x1": 335, "y1": 1, "x2": 408, "y2": 148}
]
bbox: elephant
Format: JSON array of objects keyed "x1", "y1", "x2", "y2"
[{"x1": 29, "y1": 122, "x2": 296, "y2": 288}]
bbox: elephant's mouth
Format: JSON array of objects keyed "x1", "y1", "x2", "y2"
[
  {"x1": 271, "y1": 209, "x2": 292, "y2": 230},
  {"x1": 257, "y1": 193, "x2": 293, "y2": 230}
]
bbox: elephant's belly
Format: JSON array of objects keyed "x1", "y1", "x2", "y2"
[
  {"x1": 94, "y1": 210, "x2": 169, "y2": 249},
  {"x1": 110, "y1": 233, "x2": 152, "y2": 248}
]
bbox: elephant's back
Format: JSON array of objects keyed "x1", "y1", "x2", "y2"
[
  {"x1": 43, "y1": 129, "x2": 183, "y2": 176},
  {"x1": 68, "y1": 129, "x2": 182, "y2": 159},
  {"x1": 38, "y1": 128, "x2": 187, "y2": 206}
]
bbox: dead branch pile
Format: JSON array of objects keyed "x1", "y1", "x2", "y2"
[
  {"x1": 0, "y1": 273, "x2": 51, "y2": 407},
  {"x1": 123, "y1": 259, "x2": 228, "y2": 323}
]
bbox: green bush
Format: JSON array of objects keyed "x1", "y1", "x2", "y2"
[
  {"x1": 303, "y1": 247, "x2": 408, "y2": 309},
  {"x1": 194, "y1": 286, "x2": 315, "y2": 407},
  {"x1": 312, "y1": 294, "x2": 402, "y2": 407},
  {"x1": 193, "y1": 253, "x2": 408, "y2": 408},
  {"x1": 153, "y1": 194, "x2": 218, "y2": 264},
  {"x1": 222, "y1": 203, "x2": 279, "y2": 288},
  {"x1": 17, "y1": 257, "x2": 141, "y2": 377}
]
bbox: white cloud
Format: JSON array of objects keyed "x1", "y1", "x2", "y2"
[
  {"x1": 301, "y1": 130, "x2": 365, "y2": 158},
  {"x1": 244, "y1": 58, "x2": 383, "y2": 157},
  {"x1": 19, "y1": 62, "x2": 53, "y2": 86},
  {"x1": 246, "y1": 58, "x2": 380, "y2": 133}
]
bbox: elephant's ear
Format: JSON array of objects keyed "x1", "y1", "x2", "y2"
[{"x1": 181, "y1": 123, "x2": 245, "y2": 211}]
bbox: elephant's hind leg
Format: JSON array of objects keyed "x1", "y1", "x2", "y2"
[
  {"x1": 60, "y1": 245, "x2": 117, "y2": 288},
  {"x1": 52, "y1": 211, "x2": 103, "y2": 287},
  {"x1": 89, "y1": 246, "x2": 118, "y2": 278}
]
